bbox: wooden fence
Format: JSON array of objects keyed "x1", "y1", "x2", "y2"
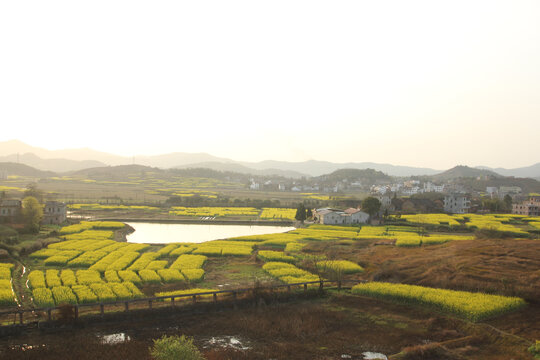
[{"x1": 0, "y1": 279, "x2": 364, "y2": 327}]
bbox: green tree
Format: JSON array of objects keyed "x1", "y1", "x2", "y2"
[
  {"x1": 306, "y1": 208, "x2": 313, "y2": 219},
  {"x1": 295, "y1": 203, "x2": 307, "y2": 223},
  {"x1": 22, "y1": 196, "x2": 43, "y2": 233},
  {"x1": 503, "y1": 194, "x2": 513, "y2": 211},
  {"x1": 482, "y1": 198, "x2": 505, "y2": 212},
  {"x1": 150, "y1": 335, "x2": 204, "y2": 360},
  {"x1": 361, "y1": 197, "x2": 381, "y2": 217}
]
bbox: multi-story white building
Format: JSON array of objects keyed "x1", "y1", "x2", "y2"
[{"x1": 444, "y1": 194, "x2": 471, "y2": 214}]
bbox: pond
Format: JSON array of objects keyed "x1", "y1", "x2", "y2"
[{"x1": 125, "y1": 222, "x2": 296, "y2": 244}]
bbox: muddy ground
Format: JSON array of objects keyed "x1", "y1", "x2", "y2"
[{"x1": 0, "y1": 290, "x2": 536, "y2": 360}]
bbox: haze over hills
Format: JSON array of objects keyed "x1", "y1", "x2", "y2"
[
  {"x1": 2, "y1": 162, "x2": 540, "y2": 193},
  {"x1": 0, "y1": 153, "x2": 106, "y2": 173},
  {"x1": 174, "y1": 162, "x2": 306, "y2": 178},
  {"x1": 432, "y1": 165, "x2": 503, "y2": 181},
  {"x1": 476, "y1": 163, "x2": 540, "y2": 179},
  {"x1": 0, "y1": 140, "x2": 539, "y2": 179},
  {"x1": 0, "y1": 162, "x2": 55, "y2": 178},
  {"x1": 239, "y1": 160, "x2": 441, "y2": 177}
]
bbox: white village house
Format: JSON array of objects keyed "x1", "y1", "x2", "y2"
[{"x1": 312, "y1": 207, "x2": 369, "y2": 225}]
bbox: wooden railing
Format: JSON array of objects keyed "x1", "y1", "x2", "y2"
[{"x1": 0, "y1": 279, "x2": 364, "y2": 326}]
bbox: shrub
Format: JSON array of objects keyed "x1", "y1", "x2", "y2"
[
  {"x1": 169, "y1": 246, "x2": 193, "y2": 256},
  {"x1": 44, "y1": 255, "x2": 71, "y2": 266},
  {"x1": 118, "y1": 270, "x2": 142, "y2": 284},
  {"x1": 139, "y1": 269, "x2": 162, "y2": 284},
  {"x1": 155, "y1": 288, "x2": 217, "y2": 300},
  {"x1": 123, "y1": 243, "x2": 150, "y2": 252},
  {"x1": 192, "y1": 246, "x2": 222, "y2": 257},
  {"x1": 90, "y1": 251, "x2": 125, "y2": 272},
  {"x1": 65, "y1": 230, "x2": 114, "y2": 241},
  {"x1": 260, "y1": 208, "x2": 296, "y2": 220},
  {"x1": 51, "y1": 286, "x2": 77, "y2": 305},
  {"x1": 262, "y1": 262, "x2": 296, "y2": 271},
  {"x1": 45, "y1": 269, "x2": 62, "y2": 287},
  {"x1": 71, "y1": 285, "x2": 98, "y2": 304},
  {"x1": 146, "y1": 260, "x2": 168, "y2": 270},
  {"x1": 123, "y1": 281, "x2": 144, "y2": 298},
  {"x1": 128, "y1": 253, "x2": 158, "y2": 271},
  {"x1": 76, "y1": 270, "x2": 103, "y2": 285},
  {"x1": 150, "y1": 335, "x2": 204, "y2": 360},
  {"x1": 351, "y1": 282, "x2": 526, "y2": 322},
  {"x1": 89, "y1": 283, "x2": 116, "y2": 302},
  {"x1": 28, "y1": 270, "x2": 46, "y2": 288},
  {"x1": 262, "y1": 262, "x2": 319, "y2": 284},
  {"x1": 104, "y1": 270, "x2": 121, "y2": 283},
  {"x1": 170, "y1": 255, "x2": 207, "y2": 270},
  {"x1": 285, "y1": 242, "x2": 305, "y2": 252},
  {"x1": 157, "y1": 269, "x2": 185, "y2": 283},
  {"x1": 68, "y1": 250, "x2": 108, "y2": 267},
  {"x1": 32, "y1": 288, "x2": 55, "y2": 308},
  {"x1": 107, "y1": 282, "x2": 133, "y2": 300},
  {"x1": 29, "y1": 248, "x2": 59, "y2": 259},
  {"x1": 0, "y1": 289, "x2": 16, "y2": 306},
  {"x1": 181, "y1": 269, "x2": 204, "y2": 283},
  {"x1": 60, "y1": 270, "x2": 77, "y2": 286},
  {"x1": 317, "y1": 260, "x2": 364, "y2": 274},
  {"x1": 107, "y1": 252, "x2": 140, "y2": 271},
  {"x1": 0, "y1": 267, "x2": 11, "y2": 280},
  {"x1": 157, "y1": 244, "x2": 180, "y2": 257},
  {"x1": 221, "y1": 246, "x2": 252, "y2": 256},
  {"x1": 257, "y1": 250, "x2": 295, "y2": 263},
  {"x1": 528, "y1": 340, "x2": 540, "y2": 359}
]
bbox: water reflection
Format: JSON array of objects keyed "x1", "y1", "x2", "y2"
[
  {"x1": 126, "y1": 222, "x2": 295, "y2": 244},
  {"x1": 362, "y1": 352, "x2": 387, "y2": 360},
  {"x1": 99, "y1": 333, "x2": 130, "y2": 344}
]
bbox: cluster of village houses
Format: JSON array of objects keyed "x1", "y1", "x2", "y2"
[
  {"x1": 0, "y1": 199, "x2": 67, "y2": 225},
  {"x1": 312, "y1": 193, "x2": 540, "y2": 225},
  {"x1": 1, "y1": 193, "x2": 537, "y2": 227},
  {"x1": 249, "y1": 179, "x2": 450, "y2": 194},
  {"x1": 311, "y1": 193, "x2": 472, "y2": 225},
  {"x1": 250, "y1": 176, "x2": 530, "y2": 202}
]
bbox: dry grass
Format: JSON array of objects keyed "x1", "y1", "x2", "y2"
[{"x1": 357, "y1": 238, "x2": 540, "y2": 301}]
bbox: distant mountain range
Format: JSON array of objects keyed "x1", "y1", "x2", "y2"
[{"x1": 0, "y1": 140, "x2": 539, "y2": 179}]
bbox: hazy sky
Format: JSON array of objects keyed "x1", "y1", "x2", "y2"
[{"x1": 1, "y1": 1, "x2": 539, "y2": 169}]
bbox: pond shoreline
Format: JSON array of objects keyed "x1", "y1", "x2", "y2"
[
  {"x1": 123, "y1": 221, "x2": 297, "y2": 244},
  {"x1": 96, "y1": 218, "x2": 295, "y2": 226}
]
